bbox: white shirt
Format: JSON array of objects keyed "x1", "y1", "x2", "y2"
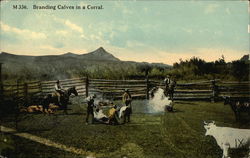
[
  {"x1": 164, "y1": 78, "x2": 171, "y2": 84},
  {"x1": 55, "y1": 83, "x2": 63, "y2": 91}
]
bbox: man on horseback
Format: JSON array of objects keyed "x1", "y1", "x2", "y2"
[{"x1": 54, "y1": 80, "x2": 64, "y2": 106}]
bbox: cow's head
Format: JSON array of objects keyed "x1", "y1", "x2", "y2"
[{"x1": 204, "y1": 121, "x2": 216, "y2": 136}]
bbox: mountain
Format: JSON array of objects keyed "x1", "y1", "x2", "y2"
[
  {"x1": 62, "y1": 52, "x2": 79, "y2": 58},
  {"x1": 80, "y1": 47, "x2": 120, "y2": 61},
  {"x1": 0, "y1": 47, "x2": 171, "y2": 81},
  {"x1": 0, "y1": 47, "x2": 120, "y2": 62},
  {"x1": 0, "y1": 52, "x2": 36, "y2": 62}
]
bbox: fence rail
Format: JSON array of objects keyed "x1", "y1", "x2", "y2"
[{"x1": 1, "y1": 77, "x2": 249, "y2": 102}]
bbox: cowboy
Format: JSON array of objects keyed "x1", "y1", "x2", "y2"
[
  {"x1": 85, "y1": 94, "x2": 96, "y2": 125},
  {"x1": 54, "y1": 80, "x2": 64, "y2": 106},
  {"x1": 122, "y1": 89, "x2": 132, "y2": 123},
  {"x1": 164, "y1": 75, "x2": 171, "y2": 97},
  {"x1": 169, "y1": 79, "x2": 177, "y2": 100}
]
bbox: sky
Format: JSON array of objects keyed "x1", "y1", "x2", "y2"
[{"x1": 0, "y1": 0, "x2": 249, "y2": 65}]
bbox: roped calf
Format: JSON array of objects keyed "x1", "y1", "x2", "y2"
[{"x1": 204, "y1": 121, "x2": 250, "y2": 158}]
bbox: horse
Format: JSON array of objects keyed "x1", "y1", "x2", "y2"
[{"x1": 42, "y1": 86, "x2": 78, "y2": 114}]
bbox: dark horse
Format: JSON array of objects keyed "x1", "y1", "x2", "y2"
[
  {"x1": 223, "y1": 96, "x2": 250, "y2": 121},
  {"x1": 42, "y1": 86, "x2": 78, "y2": 114}
]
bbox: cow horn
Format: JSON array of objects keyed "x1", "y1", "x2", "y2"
[{"x1": 204, "y1": 121, "x2": 208, "y2": 125}]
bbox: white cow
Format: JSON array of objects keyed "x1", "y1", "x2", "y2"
[{"x1": 204, "y1": 121, "x2": 250, "y2": 158}]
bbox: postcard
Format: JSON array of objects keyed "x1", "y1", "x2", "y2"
[{"x1": 0, "y1": 1, "x2": 249, "y2": 158}]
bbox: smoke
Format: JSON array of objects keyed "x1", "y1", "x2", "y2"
[{"x1": 147, "y1": 88, "x2": 172, "y2": 113}]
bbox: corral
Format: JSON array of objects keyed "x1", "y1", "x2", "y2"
[
  {"x1": 2, "y1": 77, "x2": 250, "y2": 101},
  {"x1": 1, "y1": 78, "x2": 250, "y2": 158}
]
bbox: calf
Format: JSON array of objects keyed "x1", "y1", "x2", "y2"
[
  {"x1": 204, "y1": 121, "x2": 250, "y2": 158},
  {"x1": 223, "y1": 96, "x2": 250, "y2": 121}
]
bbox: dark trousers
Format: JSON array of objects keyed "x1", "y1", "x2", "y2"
[
  {"x1": 168, "y1": 89, "x2": 174, "y2": 100},
  {"x1": 124, "y1": 107, "x2": 132, "y2": 123},
  {"x1": 86, "y1": 106, "x2": 94, "y2": 123}
]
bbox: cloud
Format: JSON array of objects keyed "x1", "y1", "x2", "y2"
[
  {"x1": 126, "y1": 40, "x2": 145, "y2": 48},
  {"x1": 40, "y1": 45, "x2": 60, "y2": 51},
  {"x1": 0, "y1": 21, "x2": 46, "y2": 39},
  {"x1": 55, "y1": 30, "x2": 68, "y2": 36},
  {"x1": 204, "y1": 4, "x2": 219, "y2": 14},
  {"x1": 80, "y1": 34, "x2": 87, "y2": 39},
  {"x1": 114, "y1": 1, "x2": 133, "y2": 15},
  {"x1": 53, "y1": 17, "x2": 84, "y2": 34},
  {"x1": 182, "y1": 28, "x2": 193, "y2": 34},
  {"x1": 90, "y1": 34, "x2": 102, "y2": 41},
  {"x1": 64, "y1": 20, "x2": 83, "y2": 33}
]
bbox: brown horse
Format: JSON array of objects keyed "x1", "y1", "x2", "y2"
[{"x1": 42, "y1": 87, "x2": 78, "y2": 114}]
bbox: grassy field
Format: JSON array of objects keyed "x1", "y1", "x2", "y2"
[{"x1": 1, "y1": 96, "x2": 250, "y2": 158}]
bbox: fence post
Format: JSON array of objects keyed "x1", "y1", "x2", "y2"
[
  {"x1": 146, "y1": 75, "x2": 149, "y2": 100},
  {"x1": 15, "y1": 79, "x2": 20, "y2": 130},
  {"x1": 211, "y1": 80, "x2": 218, "y2": 103},
  {"x1": 85, "y1": 76, "x2": 89, "y2": 97},
  {"x1": 39, "y1": 81, "x2": 42, "y2": 94},
  {"x1": 0, "y1": 63, "x2": 3, "y2": 100},
  {"x1": 24, "y1": 82, "x2": 28, "y2": 104}
]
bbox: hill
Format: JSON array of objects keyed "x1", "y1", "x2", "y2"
[
  {"x1": 0, "y1": 47, "x2": 171, "y2": 81},
  {"x1": 0, "y1": 47, "x2": 120, "y2": 62},
  {"x1": 79, "y1": 47, "x2": 120, "y2": 61}
]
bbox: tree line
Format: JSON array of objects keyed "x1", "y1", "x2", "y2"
[{"x1": 1, "y1": 55, "x2": 249, "y2": 82}]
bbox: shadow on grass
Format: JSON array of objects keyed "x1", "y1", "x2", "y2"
[
  {"x1": 67, "y1": 112, "x2": 84, "y2": 115},
  {"x1": 172, "y1": 109, "x2": 184, "y2": 113},
  {"x1": 174, "y1": 101, "x2": 197, "y2": 105},
  {"x1": 16, "y1": 128, "x2": 51, "y2": 133}
]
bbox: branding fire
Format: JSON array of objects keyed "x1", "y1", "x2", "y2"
[{"x1": 147, "y1": 88, "x2": 172, "y2": 113}]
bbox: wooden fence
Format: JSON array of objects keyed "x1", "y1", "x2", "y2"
[{"x1": 1, "y1": 77, "x2": 250, "y2": 102}]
